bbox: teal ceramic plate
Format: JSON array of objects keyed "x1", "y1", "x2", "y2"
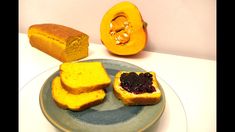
[{"x1": 39, "y1": 59, "x2": 166, "y2": 132}]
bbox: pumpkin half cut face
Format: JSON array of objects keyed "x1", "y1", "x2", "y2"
[{"x1": 100, "y1": 2, "x2": 147, "y2": 55}]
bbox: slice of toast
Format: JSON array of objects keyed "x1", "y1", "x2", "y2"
[
  {"x1": 113, "y1": 71, "x2": 161, "y2": 105},
  {"x1": 60, "y1": 62, "x2": 111, "y2": 94},
  {"x1": 52, "y1": 76, "x2": 105, "y2": 111}
]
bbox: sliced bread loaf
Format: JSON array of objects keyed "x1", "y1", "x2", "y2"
[{"x1": 28, "y1": 23, "x2": 89, "y2": 62}]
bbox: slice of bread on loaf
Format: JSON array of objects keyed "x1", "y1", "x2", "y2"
[
  {"x1": 52, "y1": 76, "x2": 106, "y2": 111},
  {"x1": 113, "y1": 71, "x2": 161, "y2": 105},
  {"x1": 60, "y1": 62, "x2": 111, "y2": 94}
]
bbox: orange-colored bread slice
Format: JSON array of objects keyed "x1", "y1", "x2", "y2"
[
  {"x1": 60, "y1": 62, "x2": 111, "y2": 94},
  {"x1": 113, "y1": 71, "x2": 161, "y2": 105},
  {"x1": 52, "y1": 76, "x2": 105, "y2": 111}
]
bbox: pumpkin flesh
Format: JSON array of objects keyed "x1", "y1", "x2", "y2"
[{"x1": 100, "y1": 2, "x2": 147, "y2": 55}]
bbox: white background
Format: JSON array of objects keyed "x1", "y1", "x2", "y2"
[{"x1": 19, "y1": 0, "x2": 216, "y2": 60}]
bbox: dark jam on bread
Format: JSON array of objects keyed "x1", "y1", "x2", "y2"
[{"x1": 120, "y1": 72, "x2": 156, "y2": 94}]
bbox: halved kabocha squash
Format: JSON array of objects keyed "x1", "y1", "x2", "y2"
[{"x1": 100, "y1": 2, "x2": 147, "y2": 55}]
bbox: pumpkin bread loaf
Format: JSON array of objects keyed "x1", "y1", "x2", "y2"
[
  {"x1": 113, "y1": 71, "x2": 161, "y2": 105},
  {"x1": 28, "y1": 23, "x2": 89, "y2": 62}
]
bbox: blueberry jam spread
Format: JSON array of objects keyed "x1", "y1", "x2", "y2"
[{"x1": 120, "y1": 72, "x2": 156, "y2": 94}]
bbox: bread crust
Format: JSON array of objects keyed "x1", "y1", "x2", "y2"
[
  {"x1": 68, "y1": 98, "x2": 105, "y2": 111},
  {"x1": 53, "y1": 95, "x2": 105, "y2": 111},
  {"x1": 29, "y1": 24, "x2": 86, "y2": 40},
  {"x1": 113, "y1": 71, "x2": 161, "y2": 105},
  {"x1": 61, "y1": 81, "x2": 110, "y2": 94},
  {"x1": 28, "y1": 23, "x2": 89, "y2": 62}
]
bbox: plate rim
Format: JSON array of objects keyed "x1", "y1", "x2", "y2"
[
  {"x1": 39, "y1": 69, "x2": 69, "y2": 132},
  {"x1": 39, "y1": 59, "x2": 166, "y2": 131}
]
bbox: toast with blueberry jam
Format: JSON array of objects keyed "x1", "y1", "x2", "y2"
[{"x1": 113, "y1": 71, "x2": 161, "y2": 105}]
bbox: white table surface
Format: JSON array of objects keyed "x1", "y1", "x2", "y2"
[{"x1": 19, "y1": 33, "x2": 216, "y2": 132}]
